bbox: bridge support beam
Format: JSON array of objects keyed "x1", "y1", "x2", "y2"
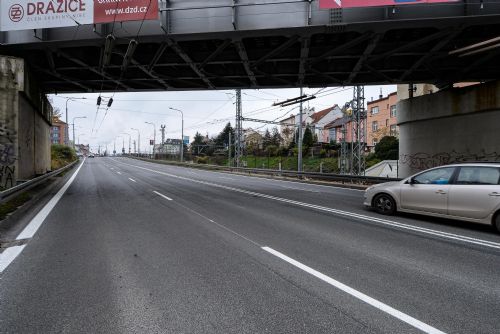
[
  {"x1": 398, "y1": 81, "x2": 500, "y2": 178},
  {"x1": 0, "y1": 56, "x2": 52, "y2": 189}
]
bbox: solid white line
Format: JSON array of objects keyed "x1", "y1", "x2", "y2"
[
  {"x1": 128, "y1": 178, "x2": 136, "y2": 183},
  {"x1": 117, "y1": 172, "x2": 122, "y2": 175},
  {"x1": 110, "y1": 167, "x2": 114, "y2": 170},
  {"x1": 0, "y1": 246, "x2": 26, "y2": 273},
  {"x1": 17, "y1": 160, "x2": 85, "y2": 240},
  {"x1": 262, "y1": 246, "x2": 446, "y2": 334},
  {"x1": 153, "y1": 191, "x2": 172, "y2": 201},
  {"x1": 279, "y1": 185, "x2": 320, "y2": 193},
  {"x1": 112, "y1": 159, "x2": 500, "y2": 250}
]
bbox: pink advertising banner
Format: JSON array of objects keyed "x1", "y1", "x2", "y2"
[{"x1": 319, "y1": 0, "x2": 460, "y2": 9}]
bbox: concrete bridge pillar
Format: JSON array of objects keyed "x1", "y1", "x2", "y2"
[
  {"x1": 0, "y1": 56, "x2": 52, "y2": 189},
  {"x1": 398, "y1": 81, "x2": 500, "y2": 178}
]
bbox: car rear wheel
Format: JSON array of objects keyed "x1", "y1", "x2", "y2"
[
  {"x1": 373, "y1": 194, "x2": 396, "y2": 215},
  {"x1": 494, "y1": 212, "x2": 500, "y2": 233}
]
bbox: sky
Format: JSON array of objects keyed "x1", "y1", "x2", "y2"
[{"x1": 49, "y1": 85, "x2": 396, "y2": 154}]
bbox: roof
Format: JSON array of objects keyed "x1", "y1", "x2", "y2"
[
  {"x1": 310, "y1": 105, "x2": 338, "y2": 124},
  {"x1": 279, "y1": 114, "x2": 295, "y2": 123},
  {"x1": 324, "y1": 116, "x2": 350, "y2": 129},
  {"x1": 367, "y1": 92, "x2": 397, "y2": 105}
]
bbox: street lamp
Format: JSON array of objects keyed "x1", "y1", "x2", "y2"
[
  {"x1": 131, "y1": 128, "x2": 140, "y2": 154},
  {"x1": 145, "y1": 122, "x2": 156, "y2": 158},
  {"x1": 72, "y1": 116, "x2": 87, "y2": 149},
  {"x1": 114, "y1": 136, "x2": 122, "y2": 156},
  {"x1": 168, "y1": 107, "x2": 185, "y2": 162},
  {"x1": 121, "y1": 132, "x2": 131, "y2": 154},
  {"x1": 77, "y1": 133, "x2": 86, "y2": 145},
  {"x1": 64, "y1": 97, "x2": 86, "y2": 146}
]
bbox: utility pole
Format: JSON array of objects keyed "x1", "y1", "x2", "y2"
[
  {"x1": 235, "y1": 89, "x2": 243, "y2": 167},
  {"x1": 228, "y1": 131, "x2": 232, "y2": 167},
  {"x1": 133, "y1": 140, "x2": 136, "y2": 154},
  {"x1": 160, "y1": 125, "x2": 166, "y2": 145},
  {"x1": 298, "y1": 87, "x2": 303, "y2": 173},
  {"x1": 351, "y1": 85, "x2": 366, "y2": 175}
]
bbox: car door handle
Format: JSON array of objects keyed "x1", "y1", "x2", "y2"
[
  {"x1": 435, "y1": 190, "x2": 447, "y2": 195},
  {"x1": 489, "y1": 192, "x2": 500, "y2": 197}
]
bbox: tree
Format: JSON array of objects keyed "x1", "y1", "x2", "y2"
[
  {"x1": 263, "y1": 129, "x2": 272, "y2": 149},
  {"x1": 302, "y1": 126, "x2": 314, "y2": 148},
  {"x1": 190, "y1": 132, "x2": 205, "y2": 154},
  {"x1": 271, "y1": 126, "x2": 282, "y2": 147},
  {"x1": 374, "y1": 136, "x2": 399, "y2": 160},
  {"x1": 47, "y1": 96, "x2": 62, "y2": 118},
  {"x1": 215, "y1": 122, "x2": 234, "y2": 147}
]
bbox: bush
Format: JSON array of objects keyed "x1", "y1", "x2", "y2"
[
  {"x1": 319, "y1": 149, "x2": 327, "y2": 158},
  {"x1": 374, "y1": 136, "x2": 399, "y2": 160},
  {"x1": 195, "y1": 156, "x2": 209, "y2": 164},
  {"x1": 51, "y1": 144, "x2": 77, "y2": 170}
]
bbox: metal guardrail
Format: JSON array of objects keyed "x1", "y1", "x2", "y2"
[
  {"x1": 0, "y1": 159, "x2": 80, "y2": 204},
  {"x1": 131, "y1": 157, "x2": 401, "y2": 185}
]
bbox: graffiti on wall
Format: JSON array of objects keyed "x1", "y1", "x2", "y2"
[
  {"x1": 0, "y1": 119, "x2": 17, "y2": 189},
  {"x1": 0, "y1": 165, "x2": 15, "y2": 189},
  {"x1": 400, "y1": 149, "x2": 500, "y2": 171}
]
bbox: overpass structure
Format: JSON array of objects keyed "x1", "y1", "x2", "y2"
[
  {"x1": 0, "y1": 0, "x2": 499, "y2": 92},
  {"x1": 0, "y1": 0, "x2": 500, "y2": 186}
]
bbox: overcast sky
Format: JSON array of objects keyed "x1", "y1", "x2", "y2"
[{"x1": 49, "y1": 85, "x2": 396, "y2": 154}]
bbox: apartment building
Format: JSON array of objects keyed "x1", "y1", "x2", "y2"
[
  {"x1": 50, "y1": 117, "x2": 67, "y2": 145},
  {"x1": 366, "y1": 92, "x2": 398, "y2": 151}
]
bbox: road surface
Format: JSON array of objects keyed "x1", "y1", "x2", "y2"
[{"x1": 1, "y1": 157, "x2": 499, "y2": 333}]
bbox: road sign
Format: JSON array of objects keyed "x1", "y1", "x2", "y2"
[
  {"x1": 150, "y1": 139, "x2": 154, "y2": 146},
  {"x1": 319, "y1": 0, "x2": 459, "y2": 9}
]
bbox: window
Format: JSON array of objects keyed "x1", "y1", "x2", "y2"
[
  {"x1": 52, "y1": 127, "x2": 59, "y2": 133},
  {"x1": 385, "y1": 119, "x2": 389, "y2": 127},
  {"x1": 390, "y1": 105, "x2": 396, "y2": 117},
  {"x1": 413, "y1": 167, "x2": 455, "y2": 185},
  {"x1": 373, "y1": 140, "x2": 378, "y2": 147},
  {"x1": 455, "y1": 167, "x2": 500, "y2": 185},
  {"x1": 371, "y1": 106, "x2": 379, "y2": 115},
  {"x1": 329, "y1": 128, "x2": 337, "y2": 141},
  {"x1": 390, "y1": 124, "x2": 397, "y2": 136},
  {"x1": 372, "y1": 121, "x2": 378, "y2": 131}
]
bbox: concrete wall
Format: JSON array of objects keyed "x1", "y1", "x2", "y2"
[
  {"x1": 0, "y1": 56, "x2": 52, "y2": 188},
  {"x1": 398, "y1": 81, "x2": 500, "y2": 178}
]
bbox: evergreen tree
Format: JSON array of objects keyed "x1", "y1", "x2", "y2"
[
  {"x1": 215, "y1": 122, "x2": 235, "y2": 147},
  {"x1": 302, "y1": 126, "x2": 314, "y2": 148},
  {"x1": 271, "y1": 126, "x2": 282, "y2": 147},
  {"x1": 263, "y1": 129, "x2": 272, "y2": 149}
]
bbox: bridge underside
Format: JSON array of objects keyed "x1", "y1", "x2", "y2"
[{"x1": 1, "y1": 17, "x2": 499, "y2": 92}]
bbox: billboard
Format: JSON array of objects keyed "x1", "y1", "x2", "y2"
[
  {"x1": 319, "y1": 0, "x2": 459, "y2": 9},
  {"x1": 94, "y1": 0, "x2": 158, "y2": 24},
  {"x1": 1, "y1": 0, "x2": 159, "y2": 32}
]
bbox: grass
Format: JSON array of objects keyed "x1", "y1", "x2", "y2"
[{"x1": 0, "y1": 192, "x2": 32, "y2": 220}]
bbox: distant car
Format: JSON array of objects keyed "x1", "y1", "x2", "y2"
[
  {"x1": 364, "y1": 163, "x2": 500, "y2": 232},
  {"x1": 89, "y1": 154, "x2": 95, "y2": 158}
]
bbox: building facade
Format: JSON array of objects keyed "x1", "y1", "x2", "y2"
[
  {"x1": 50, "y1": 117, "x2": 67, "y2": 145},
  {"x1": 366, "y1": 92, "x2": 398, "y2": 151}
]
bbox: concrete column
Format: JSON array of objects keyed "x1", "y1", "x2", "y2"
[
  {"x1": 398, "y1": 81, "x2": 500, "y2": 178},
  {"x1": 0, "y1": 56, "x2": 52, "y2": 188}
]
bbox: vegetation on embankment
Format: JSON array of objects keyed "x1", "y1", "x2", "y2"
[{"x1": 51, "y1": 144, "x2": 77, "y2": 170}]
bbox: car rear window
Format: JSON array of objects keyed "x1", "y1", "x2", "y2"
[{"x1": 455, "y1": 167, "x2": 500, "y2": 185}]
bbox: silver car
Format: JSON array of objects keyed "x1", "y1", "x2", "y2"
[{"x1": 364, "y1": 163, "x2": 500, "y2": 232}]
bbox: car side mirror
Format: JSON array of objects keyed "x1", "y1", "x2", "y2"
[{"x1": 407, "y1": 178, "x2": 416, "y2": 185}]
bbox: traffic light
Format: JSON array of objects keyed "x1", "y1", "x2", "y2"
[
  {"x1": 107, "y1": 98, "x2": 113, "y2": 108},
  {"x1": 150, "y1": 140, "x2": 154, "y2": 146},
  {"x1": 97, "y1": 96, "x2": 101, "y2": 106}
]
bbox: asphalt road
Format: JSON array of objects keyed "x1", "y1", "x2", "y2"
[{"x1": 1, "y1": 157, "x2": 499, "y2": 334}]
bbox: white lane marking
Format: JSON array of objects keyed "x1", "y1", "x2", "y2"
[
  {"x1": 117, "y1": 172, "x2": 122, "y2": 175},
  {"x1": 153, "y1": 191, "x2": 173, "y2": 201},
  {"x1": 127, "y1": 158, "x2": 364, "y2": 192},
  {"x1": 219, "y1": 176, "x2": 235, "y2": 180},
  {"x1": 17, "y1": 160, "x2": 85, "y2": 240},
  {"x1": 113, "y1": 159, "x2": 500, "y2": 251},
  {"x1": 0, "y1": 246, "x2": 26, "y2": 273},
  {"x1": 110, "y1": 167, "x2": 114, "y2": 170},
  {"x1": 263, "y1": 247, "x2": 446, "y2": 334},
  {"x1": 128, "y1": 178, "x2": 137, "y2": 183},
  {"x1": 279, "y1": 185, "x2": 320, "y2": 193}
]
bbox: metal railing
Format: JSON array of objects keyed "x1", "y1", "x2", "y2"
[
  {"x1": 0, "y1": 160, "x2": 80, "y2": 204},
  {"x1": 131, "y1": 157, "x2": 401, "y2": 185}
]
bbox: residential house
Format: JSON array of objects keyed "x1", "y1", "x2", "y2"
[
  {"x1": 309, "y1": 105, "x2": 343, "y2": 143},
  {"x1": 50, "y1": 117, "x2": 67, "y2": 145},
  {"x1": 279, "y1": 114, "x2": 295, "y2": 146},
  {"x1": 366, "y1": 92, "x2": 398, "y2": 151},
  {"x1": 243, "y1": 128, "x2": 264, "y2": 152},
  {"x1": 324, "y1": 116, "x2": 353, "y2": 144}
]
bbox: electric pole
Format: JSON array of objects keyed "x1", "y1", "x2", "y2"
[
  {"x1": 351, "y1": 85, "x2": 366, "y2": 175},
  {"x1": 298, "y1": 87, "x2": 303, "y2": 173},
  {"x1": 160, "y1": 125, "x2": 166, "y2": 145},
  {"x1": 235, "y1": 89, "x2": 243, "y2": 167}
]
